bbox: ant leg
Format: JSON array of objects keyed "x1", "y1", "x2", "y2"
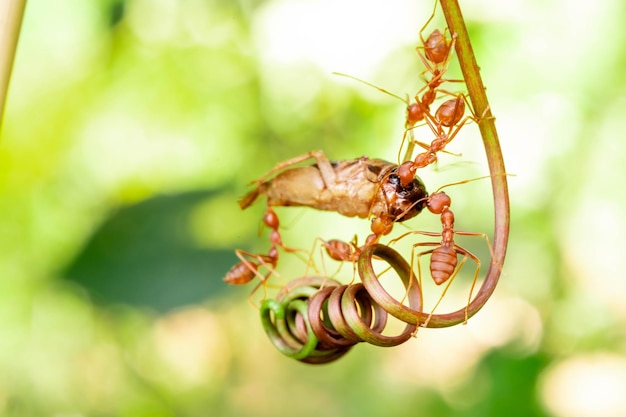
[
  {"x1": 453, "y1": 246, "x2": 481, "y2": 324},
  {"x1": 387, "y1": 230, "x2": 441, "y2": 247},
  {"x1": 225, "y1": 249, "x2": 280, "y2": 308},
  {"x1": 422, "y1": 252, "x2": 467, "y2": 327},
  {"x1": 246, "y1": 151, "x2": 322, "y2": 185},
  {"x1": 408, "y1": 132, "x2": 462, "y2": 157},
  {"x1": 401, "y1": 240, "x2": 439, "y2": 329},
  {"x1": 411, "y1": 244, "x2": 436, "y2": 334},
  {"x1": 418, "y1": 0, "x2": 440, "y2": 44},
  {"x1": 454, "y1": 230, "x2": 499, "y2": 269},
  {"x1": 235, "y1": 249, "x2": 279, "y2": 282},
  {"x1": 302, "y1": 237, "x2": 324, "y2": 277}
]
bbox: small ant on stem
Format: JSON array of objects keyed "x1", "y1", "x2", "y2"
[
  {"x1": 416, "y1": 0, "x2": 457, "y2": 77},
  {"x1": 332, "y1": 6, "x2": 474, "y2": 175},
  {"x1": 332, "y1": 72, "x2": 470, "y2": 168}
]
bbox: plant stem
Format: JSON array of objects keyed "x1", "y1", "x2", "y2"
[
  {"x1": 0, "y1": 0, "x2": 27, "y2": 132},
  {"x1": 438, "y1": 0, "x2": 510, "y2": 321}
]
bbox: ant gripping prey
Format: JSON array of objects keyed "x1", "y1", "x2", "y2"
[
  {"x1": 332, "y1": 1, "x2": 479, "y2": 175},
  {"x1": 387, "y1": 178, "x2": 497, "y2": 326},
  {"x1": 332, "y1": 70, "x2": 478, "y2": 189},
  {"x1": 224, "y1": 150, "x2": 429, "y2": 294}
]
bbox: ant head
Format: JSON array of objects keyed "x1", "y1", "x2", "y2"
[
  {"x1": 263, "y1": 207, "x2": 279, "y2": 229},
  {"x1": 427, "y1": 191, "x2": 451, "y2": 214},
  {"x1": 371, "y1": 216, "x2": 393, "y2": 236},
  {"x1": 398, "y1": 161, "x2": 417, "y2": 187},
  {"x1": 406, "y1": 102, "x2": 424, "y2": 126},
  {"x1": 380, "y1": 168, "x2": 428, "y2": 222}
]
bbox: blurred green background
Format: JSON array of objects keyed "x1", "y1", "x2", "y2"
[{"x1": 2, "y1": 0, "x2": 626, "y2": 416}]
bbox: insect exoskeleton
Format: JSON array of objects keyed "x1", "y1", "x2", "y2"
[{"x1": 239, "y1": 151, "x2": 429, "y2": 236}]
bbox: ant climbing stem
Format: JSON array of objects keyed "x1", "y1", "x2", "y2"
[
  {"x1": 401, "y1": 0, "x2": 470, "y2": 163},
  {"x1": 331, "y1": 72, "x2": 469, "y2": 167},
  {"x1": 416, "y1": 0, "x2": 456, "y2": 75},
  {"x1": 333, "y1": 13, "x2": 471, "y2": 168},
  {"x1": 398, "y1": 94, "x2": 483, "y2": 187}
]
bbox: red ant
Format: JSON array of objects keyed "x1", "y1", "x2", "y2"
[
  {"x1": 332, "y1": 72, "x2": 470, "y2": 168},
  {"x1": 301, "y1": 236, "x2": 362, "y2": 283},
  {"x1": 398, "y1": 94, "x2": 479, "y2": 187},
  {"x1": 388, "y1": 178, "x2": 496, "y2": 325},
  {"x1": 405, "y1": 0, "x2": 459, "y2": 122},
  {"x1": 224, "y1": 206, "x2": 304, "y2": 301},
  {"x1": 399, "y1": 0, "x2": 481, "y2": 166},
  {"x1": 332, "y1": 12, "x2": 471, "y2": 172},
  {"x1": 416, "y1": 0, "x2": 457, "y2": 76}
]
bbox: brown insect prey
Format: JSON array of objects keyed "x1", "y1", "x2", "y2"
[{"x1": 240, "y1": 151, "x2": 428, "y2": 226}]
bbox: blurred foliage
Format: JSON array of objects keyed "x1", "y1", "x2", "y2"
[
  {"x1": 63, "y1": 189, "x2": 237, "y2": 312},
  {"x1": 1, "y1": 0, "x2": 626, "y2": 416}
]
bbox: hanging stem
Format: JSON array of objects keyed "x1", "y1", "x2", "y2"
[
  {"x1": 0, "y1": 0, "x2": 27, "y2": 131},
  {"x1": 429, "y1": 0, "x2": 510, "y2": 325}
]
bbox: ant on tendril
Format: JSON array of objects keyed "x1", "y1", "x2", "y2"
[{"x1": 387, "y1": 176, "x2": 499, "y2": 326}]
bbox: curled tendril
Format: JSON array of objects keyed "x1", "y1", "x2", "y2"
[
  {"x1": 358, "y1": 244, "x2": 489, "y2": 328},
  {"x1": 260, "y1": 277, "x2": 353, "y2": 364},
  {"x1": 259, "y1": 247, "x2": 424, "y2": 362},
  {"x1": 258, "y1": 0, "x2": 509, "y2": 363}
]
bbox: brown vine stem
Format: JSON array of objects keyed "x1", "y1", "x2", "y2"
[
  {"x1": 0, "y1": 0, "x2": 27, "y2": 132},
  {"x1": 421, "y1": 0, "x2": 510, "y2": 326}
]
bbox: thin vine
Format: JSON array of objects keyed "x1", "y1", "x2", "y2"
[
  {"x1": 256, "y1": 0, "x2": 510, "y2": 360},
  {"x1": 432, "y1": 0, "x2": 510, "y2": 326}
]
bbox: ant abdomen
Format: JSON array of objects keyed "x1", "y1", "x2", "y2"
[{"x1": 430, "y1": 246, "x2": 457, "y2": 285}]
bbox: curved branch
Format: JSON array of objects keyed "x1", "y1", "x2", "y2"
[
  {"x1": 423, "y1": 0, "x2": 510, "y2": 326},
  {"x1": 0, "y1": 0, "x2": 27, "y2": 131}
]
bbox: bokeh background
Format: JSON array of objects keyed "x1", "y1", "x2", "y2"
[{"x1": 1, "y1": 0, "x2": 626, "y2": 416}]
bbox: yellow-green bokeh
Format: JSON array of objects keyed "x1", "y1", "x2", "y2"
[{"x1": 1, "y1": 0, "x2": 626, "y2": 416}]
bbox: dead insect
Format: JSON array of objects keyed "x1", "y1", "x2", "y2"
[
  {"x1": 224, "y1": 150, "x2": 431, "y2": 294},
  {"x1": 239, "y1": 150, "x2": 429, "y2": 242}
]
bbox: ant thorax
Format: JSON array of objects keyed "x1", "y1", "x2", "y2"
[{"x1": 376, "y1": 170, "x2": 428, "y2": 223}]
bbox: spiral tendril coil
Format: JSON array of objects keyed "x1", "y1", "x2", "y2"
[{"x1": 259, "y1": 244, "x2": 436, "y2": 364}]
